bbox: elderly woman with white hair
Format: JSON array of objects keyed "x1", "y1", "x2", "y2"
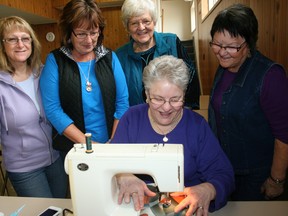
[
  {"x1": 116, "y1": 0, "x2": 200, "y2": 110},
  {"x1": 112, "y1": 55, "x2": 235, "y2": 216}
]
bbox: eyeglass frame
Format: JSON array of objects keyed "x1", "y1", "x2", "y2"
[
  {"x1": 72, "y1": 30, "x2": 100, "y2": 39},
  {"x1": 148, "y1": 96, "x2": 184, "y2": 108},
  {"x1": 128, "y1": 19, "x2": 153, "y2": 29},
  {"x1": 2, "y1": 37, "x2": 32, "y2": 45},
  {"x1": 209, "y1": 40, "x2": 246, "y2": 54}
]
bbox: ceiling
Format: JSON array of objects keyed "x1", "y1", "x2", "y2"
[
  {"x1": 0, "y1": 1, "x2": 126, "y2": 25},
  {"x1": 0, "y1": 5, "x2": 57, "y2": 25}
]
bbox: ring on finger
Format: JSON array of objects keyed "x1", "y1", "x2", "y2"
[
  {"x1": 197, "y1": 206, "x2": 203, "y2": 210},
  {"x1": 130, "y1": 191, "x2": 138, "y2": 196}
]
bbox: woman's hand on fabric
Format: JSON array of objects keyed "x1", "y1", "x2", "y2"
[
  {"x1": 116, "y1": 174, "x2": 156, "y2": 211},
  {"x1": 173, "y1": 183, "x2": 216, "y2": 216}
]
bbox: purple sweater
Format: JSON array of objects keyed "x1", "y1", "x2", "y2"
[{"x1": 111, "y1": 104, "x2": 235, "y2": 212}]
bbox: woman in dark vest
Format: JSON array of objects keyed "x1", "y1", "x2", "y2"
[
  {"x1": 40, "y1": 0, "x2": 129, "y2": 157},
  {"x1": 208, "y1": 4, "x2": 288, "y2": 201}
]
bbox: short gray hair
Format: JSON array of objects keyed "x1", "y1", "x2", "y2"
[
  {"x1": 121, "y1": 0, "x2": 158, "y2": 29},
  {"x1": 143, "y1": 55, "x2": 189, "y2": 93}
]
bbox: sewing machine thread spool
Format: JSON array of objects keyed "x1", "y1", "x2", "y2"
[{"x1": 85, "y1": 133, "x2": 93, "y2": 153}]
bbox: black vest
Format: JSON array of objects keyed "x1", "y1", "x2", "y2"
[{"x1": 52, "y1": 49, "x2": 116, "y2": 153}]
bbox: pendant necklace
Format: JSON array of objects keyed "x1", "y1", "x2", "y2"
[
  {"x1": 149, "y1": 109, "x2": 183, "y2": 143},
  {"x1": 77, "y1": 58, "x2": 92, "y2": 92},
  {"x1": 163, "y1": 133, "x2": 169, "y2": 143}
]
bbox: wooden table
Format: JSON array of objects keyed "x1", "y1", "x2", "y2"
[{"x1": 0, "y1": 196, "x2": 287, "y2": 216}]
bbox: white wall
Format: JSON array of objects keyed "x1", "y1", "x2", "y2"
[{"x1": 160, "y1": 0, "x2": 192, "y2": 40}]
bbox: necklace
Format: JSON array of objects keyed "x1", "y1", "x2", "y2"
[
  {"x1": 149, "y1": 109, "x2": 183, "y2": 143},
  {"x1": 77, "y1": 59, "x2": 92, "y2": 92}
]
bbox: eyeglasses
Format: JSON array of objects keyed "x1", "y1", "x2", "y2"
[
  {"x1": 72, "y1": 30, "x2": 100, "y2": 39},
  {"x1": 129, "y1": 19, "x2": 153, "y2": 29},
  {"x1": 2, "y1": 37, "x2": 32, "y2": 45},
  {"x1": 209, "y1": 41, "x2": 246, "y2": 54},
  {"x1": 149, "y1": 97, "x2": 184, "y2": 108}
]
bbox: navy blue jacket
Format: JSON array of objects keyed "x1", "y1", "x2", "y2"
[{"x1": 209, "y1": 51, "x2": 282, "y2": 173}]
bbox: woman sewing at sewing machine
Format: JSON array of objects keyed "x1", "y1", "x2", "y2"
[{"x1": 111, "y1": 55, "x2": 235, "y2": 216}]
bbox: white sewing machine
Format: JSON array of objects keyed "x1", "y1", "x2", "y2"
[{"x1": 65, "y1": 143, "x2": 184, "y2": 216}]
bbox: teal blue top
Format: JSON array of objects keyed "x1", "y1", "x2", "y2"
[{"x1": 116, "y1": 31, "x2": 200, "y2": 108}]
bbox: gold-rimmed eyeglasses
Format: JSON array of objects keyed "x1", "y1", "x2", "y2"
[
  {"x1": 209, "y1": 41, "x2": 246, "y2": 54},
  {"x1": 72, "y1": 30, "x2": 100, "y2": 39},
  {"x1": 149, "y1": 97, "x2": 184, "y2": 108},
  {"x1": 2, "y1": 37, "x2": 32, "y2": 45}
]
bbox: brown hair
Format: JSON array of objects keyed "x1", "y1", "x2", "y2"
[{"x1": 59, "y1": 0, "x2": 105, "y2": 49}]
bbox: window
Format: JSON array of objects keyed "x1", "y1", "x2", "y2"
[
  {"x1": 208, "y1": 0, "x2": 219, "y2": 10},
  {"x1": 191, "y1": 0, "x2": 196, "y2": 32},
  {"x1": 201, "y1": 0, "x2": 220, "y2": 20}
]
